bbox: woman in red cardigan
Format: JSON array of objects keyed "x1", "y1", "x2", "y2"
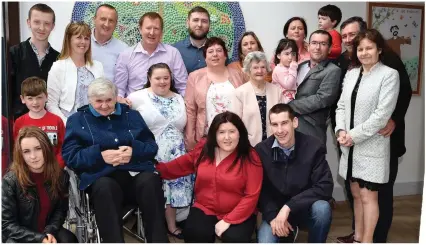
[{"x1": 156, "y1": 111, "x2": 263, "y2": 242}]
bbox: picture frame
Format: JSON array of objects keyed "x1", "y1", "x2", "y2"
[{"x1": 368, "y1": 2, "x2": 424, "y2": 95}]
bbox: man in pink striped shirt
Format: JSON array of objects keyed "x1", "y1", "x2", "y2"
[{"x1": 114, "y1": 12, "x2": 188, "y2": 104}]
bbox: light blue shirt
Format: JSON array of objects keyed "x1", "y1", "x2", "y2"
[
  {"x1": 272, "y1": 138, "x2": 294, "y2": 156},
  {"x1": 91, "y1": 29, "x2": 128, "y2": 82}
]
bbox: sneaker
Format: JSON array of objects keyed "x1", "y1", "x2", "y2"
[
  {"x1": 277, "y1": 225, "x2": 299, "y2": 243},
  {"x1": 336, "y1": 232, "x2": 354, "y2": 243}
]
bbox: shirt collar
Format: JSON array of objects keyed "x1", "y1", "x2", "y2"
[
  {"x1": 29, "y1": 38, "x2": 51, "y2": 55},
  {"x1": 89, "y1": 103, "x2": 122, "y2": 117},
  {"x1": 134, "y1": 42, "x2": 166, "y2": 54},
  {"x1": 185, "y1": 36, "x2": 207, "y2": 48},
  {"x1": 183, "y1": 37, "x2": 192, "y2": 47},
  {"x1": 308, "y1": 59, "x2": 330, "y2": 69},
  {"x1": 91, "y1": 28, "x2": 113, "y2": 46},
  {"x1": 272, "y1": 138, "x2": 294, "y2": 153}
]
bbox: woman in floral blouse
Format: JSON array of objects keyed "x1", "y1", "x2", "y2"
[
  {"x1": 184, "y1": 37, "x2": 244, "y2": 151},
  {"x1": 128, "y1": 63, "x2": 191, "y2": 239}
]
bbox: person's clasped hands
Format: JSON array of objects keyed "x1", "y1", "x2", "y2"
[
  {"x1": 101, "y1": 146, "x2": 133, "y2": 166},
  {"x1": 336, "y1": 130, "x2": 354, "y2": 147}
]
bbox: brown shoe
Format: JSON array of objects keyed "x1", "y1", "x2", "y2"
[
  {"x1": 328, "y1": 197, "x2": 337, "y2": 210},
  {"x1": 337, "y1": 232, "x2": 354, "y2": 243}
]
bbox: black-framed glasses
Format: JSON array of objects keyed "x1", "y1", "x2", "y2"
[{"x1": 310, "y1": 41, "x2": 329, "y2": 47}]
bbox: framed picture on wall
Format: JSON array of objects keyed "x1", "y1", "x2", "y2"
[{"x1": 368, "y1": 2, "x2": 424, "y2": 95}]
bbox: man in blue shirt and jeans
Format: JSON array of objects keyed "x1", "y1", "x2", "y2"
[
  {"x1": 255, "y1": 103, "x2": 333, "y2": 243},
  {"x1": 174, "y1": 6, "x2": 210, "y2": 74}
]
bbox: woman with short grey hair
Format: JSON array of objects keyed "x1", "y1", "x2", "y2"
[
  {"x1": 232, "y1": 51, "x2": 283, "y2": 146},
  {"x1": 242, "y1": 51, "x2": 272, "y2": 74},
  {"x1": 87, "y1": 77, "x2": 118, "y2": 99},
  {"x1": 62, "y1": 76, "x2": 169, "y2": 242}
]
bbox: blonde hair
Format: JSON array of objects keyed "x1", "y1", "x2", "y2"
[{"x1": 59, "y1": 21, "x2": 93, "y2": 66}]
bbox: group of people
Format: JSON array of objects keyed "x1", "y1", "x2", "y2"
[{"x1": 2, "y1": 2, "x2": 412, "y2": 244}]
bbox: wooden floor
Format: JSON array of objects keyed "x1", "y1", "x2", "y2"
[{"x1": 124, "y1": 195, "x2": 422, "y2": 243}]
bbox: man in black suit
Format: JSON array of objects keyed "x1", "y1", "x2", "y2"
[{"x1": 335, "y1": 17, "x2": 412, "y2": 243}]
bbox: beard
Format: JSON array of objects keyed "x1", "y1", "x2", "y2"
[{"x1": 188, "y1": 28, "x2": 208, "y2": 40}]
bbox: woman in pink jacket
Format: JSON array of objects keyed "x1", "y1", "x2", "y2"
[{"x1": 184, "y1": 37, "x2": 244, "y2": 151}]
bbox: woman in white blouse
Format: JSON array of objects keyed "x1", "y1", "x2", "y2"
[
  {"x1": 335, "y1": 29, "x2": 400, "y2": 243},
  {"x1": 127, "y1": 63, "x2": 191, "y2": 239},
  {"x1": 47, "y1": 22, "x2": 104, "y2": 124}
]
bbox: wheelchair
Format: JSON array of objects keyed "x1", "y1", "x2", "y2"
[{"x1": 64, "y1": 167, "x2": 147, "y2": 243}]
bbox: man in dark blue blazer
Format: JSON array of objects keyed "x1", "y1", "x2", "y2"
[{"x1": 256, "y1": 104, "x2": 334, "y2": 243}]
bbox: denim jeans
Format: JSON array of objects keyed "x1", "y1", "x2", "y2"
[{"x1": 258, "y1": 200, "x2": 332, "y2": 243}]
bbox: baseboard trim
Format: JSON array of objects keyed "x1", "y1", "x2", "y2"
[{"x1": 332, "y1": 181, "x2": 424, "y2": 201}]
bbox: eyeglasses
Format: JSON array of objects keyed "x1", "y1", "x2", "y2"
[{"x1": 310, "y1": 41, "x2": 329, "y2": 47}]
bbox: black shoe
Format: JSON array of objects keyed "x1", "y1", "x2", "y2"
[
  {"x1": 168, "y1": 228, "x2": 184, "y2": 240},
  {"x1": 277, "y1": 226, "x2": 299, "y2": 243},
  {"x1": 336, "y1": 231, "x2": 354, "y2": 243}
]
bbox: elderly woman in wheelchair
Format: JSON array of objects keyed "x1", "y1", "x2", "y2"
[
  {"x1": 2, "y1": 127, "x2": 77, "y2": 243},
  {"x1": 62, "y1": 78, "x2": 169, "y2": 243}
]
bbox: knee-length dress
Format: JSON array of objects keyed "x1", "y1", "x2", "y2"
[{"x1": 128, "y1": 89, "x2": 193, "y2": 207}]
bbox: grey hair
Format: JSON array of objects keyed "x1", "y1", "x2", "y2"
[
  {"x1": 242, "y1": 51, "x2": 271, "y2": 73},
  {"x1": 88, "y1": 77, "x2": 118, "y2": 99}
]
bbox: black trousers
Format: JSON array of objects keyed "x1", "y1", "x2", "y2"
[
  {"x1": 88, "y1": 171, "x2": 169, "y2": 243},
  {"x1": 183, "y1": 207, "x2": 256, "y2": 243},
  {"x1": 344, "y1": 154, "x2": 399, "y2": 243}
]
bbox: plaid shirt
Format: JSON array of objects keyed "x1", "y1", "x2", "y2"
[{"x1": 29, "y1": 41, "x2": 50, "y2": 67}]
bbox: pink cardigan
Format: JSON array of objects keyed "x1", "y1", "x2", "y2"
[
  {"x1": 231, "y1": 82, "x2": 283, "y2": 146},
  {"x1": 184, "y1": 67, "x2": 244, "y2": 150}
]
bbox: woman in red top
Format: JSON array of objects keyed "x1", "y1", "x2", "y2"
[
  {"x1": 156, "y1": 111, "x2": 263, "y2": 242},
  {"x1": 2, "y1": 126, "x2": 76, "y2": 243}
]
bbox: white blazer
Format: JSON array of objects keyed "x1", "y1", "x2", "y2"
[
  {"x1": 127, "y1": 88, "x2": 187, "y2": 139},
  {"x1": 335, "y1": 62, "x2": 400, "y2": 184},
  {"x1": 46, "y1": 57, "x2": 104, "y2": 124}
]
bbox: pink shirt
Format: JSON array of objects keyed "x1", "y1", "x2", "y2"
[
  {"x1": 114, "y1": 42, "x2": 188, "y2": 97},
  {"x1": 272, "y1": 62, "x2": 298, "y2": 104}
]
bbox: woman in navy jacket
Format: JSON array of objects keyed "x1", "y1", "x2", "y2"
[{"x1": 62, "y1": 78, "x2": 169, "y2": 243}]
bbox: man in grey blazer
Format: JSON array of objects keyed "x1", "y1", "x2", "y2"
[{"x1": 288, "y1": 30, "x2": 341, "y2": 145}]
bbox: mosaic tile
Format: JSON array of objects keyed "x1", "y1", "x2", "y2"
[{"x1": 71, "y1": 2, "x2": 246, "y2": 61}]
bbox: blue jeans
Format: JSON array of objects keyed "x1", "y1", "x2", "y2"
[{"x1": 258, "y1": 200, "x2": 332, "y2": 243}]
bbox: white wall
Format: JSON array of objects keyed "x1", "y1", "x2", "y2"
[{"x1": 18, "y1": 1, "x2": 425, "y2": 200}]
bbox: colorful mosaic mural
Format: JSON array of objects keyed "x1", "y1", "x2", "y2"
[{"x1": 71, "y1": 2, "x2": 246, "y2": 61}]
